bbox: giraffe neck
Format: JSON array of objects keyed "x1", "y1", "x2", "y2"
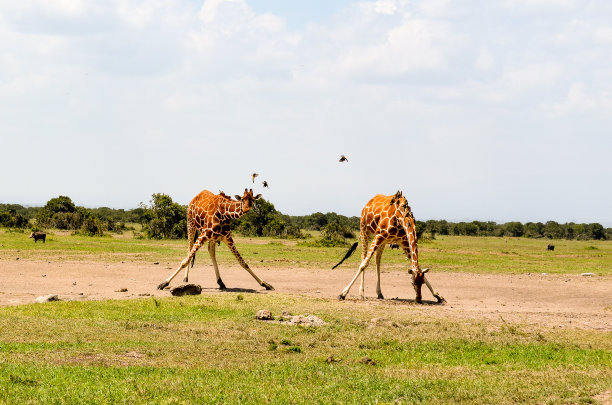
[
  {"x1": 221, "y1": 200, "x2": 245, "y2": 219},
  {"x1": 402, "y1": 210, "x2": 419, "y2": 270}
]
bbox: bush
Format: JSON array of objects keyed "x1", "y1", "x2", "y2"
[{"x1": 140, "y1": 194, "x2": 187, "y2": 239}]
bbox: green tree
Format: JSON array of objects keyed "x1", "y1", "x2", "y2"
[{"x1": 141, "y1": 194, "x2": 187, "y2": 239}]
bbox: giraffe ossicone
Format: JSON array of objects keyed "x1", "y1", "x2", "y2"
[
  {"x1": 333, "y1": 192, "x2": 445, "y2": 303},
  {"x1": 157, "y1": 188, "x2": 273, "y2": 291}
]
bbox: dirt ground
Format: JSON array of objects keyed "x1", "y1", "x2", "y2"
[{"x1": 1, "y1": 259, "x2": 611, "y2": 331}]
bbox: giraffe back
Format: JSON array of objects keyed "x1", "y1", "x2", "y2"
[{"x1": 361, "y1": 194, "x2": 409, "y2": 241}]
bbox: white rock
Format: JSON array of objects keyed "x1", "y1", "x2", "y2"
[
  {"x1": 35, "y1": 294, "x2": 59, "y2": 303},
  {"x1": 581, "y1": 272, "x2": 596, "y2": 277}
]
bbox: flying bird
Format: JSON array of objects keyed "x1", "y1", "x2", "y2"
[
  {"x1": 262, "y1": 181, "x2": 269, "y2": 188},
  {"x1": 339, "y1": 155, "x2": 348, "y2": 162},
  {"x1": 251, "y1": 173, "x2": 259, "y2": 183}
]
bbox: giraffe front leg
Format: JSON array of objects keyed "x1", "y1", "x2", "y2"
[
  {"x1": 339, "y1": 235, "x2": 384, "y2": 300},
  {"x1": 423, "y1": 275, "x2": 445, "y2": 303},
  {"x1": 224, "y1": 236, "x2": 274, "y2": 290},
  {"x1": 157, "y1": 233, "x2": 208, "y2": 290},
  {"x1": 208, "y1": 240, "x2": 226, "y2": 289}
]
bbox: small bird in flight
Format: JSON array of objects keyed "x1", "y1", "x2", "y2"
[
  {"x1": 262, "y1": 181, "x2": 269, "y2": 188},
  {"x1": 339, "y1": 155, "x2": 348, "y2": 162},
  {"x1": 251, "y1": 173, "x2": 259, "y2": 183}
]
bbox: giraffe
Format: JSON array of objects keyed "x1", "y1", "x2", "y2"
[
  {"x1": 334, "y1": 191, "x2": 444, "y2": 303},
  {"x1": 157, "y1": 188, "x2": 274, "y2": 291}
]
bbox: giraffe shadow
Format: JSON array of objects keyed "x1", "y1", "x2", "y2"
[
  {"x1": 388, "y1": 298, "x2": 446, "y2": 306},
  {"x1": 201, "y1": 287, "x2": 260, "y2": 294}
]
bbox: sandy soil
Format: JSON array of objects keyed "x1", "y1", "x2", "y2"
[{"x1": 1, "y1": 259, "x2": 610, "y2": 331}]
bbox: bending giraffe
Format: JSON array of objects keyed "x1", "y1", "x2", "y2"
[
  {"x1": 157, "y1": 189, "x2": 274, "y2": 291},
  {"x1": 333, "y1": 191, "x2": 444, "y2": 303}
]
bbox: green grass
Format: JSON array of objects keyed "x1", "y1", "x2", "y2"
[
  {"x1": 0, "y1": 294, "x2": 610, "y2": 404},
  {"x1": 2, "y1": 229, "x2": 611, "y2": 275}
]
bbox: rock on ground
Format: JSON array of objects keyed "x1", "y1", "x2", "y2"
[
  {"x1": 278, "y1": 312, "x2": 326, "y2": 326},
  {"x1": 256, "y1": 309, "x2": 273, "y2": 320},
  {"x1": 35, "y1": 294, "x2": 59, "y2": 303},
  {"x1": 169, "y1": 283, "x2": 202, "y2": 296}
]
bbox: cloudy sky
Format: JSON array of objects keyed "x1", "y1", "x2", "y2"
[{"x1": 1, "y1": 0, "x2": 611, "y2": 225}]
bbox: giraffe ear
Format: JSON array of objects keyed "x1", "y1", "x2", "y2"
[
  {"x1": 234, "y1": 195, "x2": 242, "y2": 200},
  {"x1": 408, "y1": 269, "x2": 414, "y2": 275},
  {"x1": 254, "y1": 194, "x2": 262, "y2": 200},
  {"x1": 422, "y1": 268, "x2": 429, "y2": 274}
]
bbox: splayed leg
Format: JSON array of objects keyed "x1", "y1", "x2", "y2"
[
  {"x1": 424, "y1": 276, "x2": 445, "y2": 303},
  {"x1": 158, "y1": 233, "x2": 208, "y2": 290},
  {"x1": 224, "y1": 236, "x2": 274, "y2": 290},
  {"x1": 339, "y1": 236, "x2": 383, "y2": 300}
]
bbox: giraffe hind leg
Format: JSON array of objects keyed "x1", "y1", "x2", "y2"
[
  {"x1": 375, "y1": 244, "x2": 385, "y2": 299},
  {"x1": 339, "y1": 235, "x2": 384, "y2": 300}
]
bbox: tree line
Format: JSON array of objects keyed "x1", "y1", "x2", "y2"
[{"x1": 1, "y1": 195, "x2": 611, "y2": 242}]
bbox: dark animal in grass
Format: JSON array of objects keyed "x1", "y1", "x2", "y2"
[
  {"x1": 262, "y1": 180, "x2": 269, "y2": 188},
  {"x1": 547, "y1": 244, "x2": 555, "y2": 251},
  {"x1": 251, "y1": 173, "x2": 259, "y2": 183},
  {"x1": 339, "y1": 155, "x2": 348, "y2": 162},
  {"x1": 29, "y1": 232, "x2": 46, "y2": 243}
]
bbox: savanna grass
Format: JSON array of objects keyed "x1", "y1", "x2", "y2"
[
  {"x1": 0, "y1": 294, "x2": 610, "y2": 404},
  {"x1": 2, "y1": 229, "x2": 611, "y2": 275}
]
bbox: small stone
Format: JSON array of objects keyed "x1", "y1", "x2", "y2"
[
  {"x1": 35, "y1": 294, "x2": 59, "y2": 303},
  {"x1": 116, "y1": 288, "x2": 128, "y2": 292},
  {"x1": 581, "y1": 272, "x2": 595, "y2": 277},
  {"x1": 42, "y1": 274, "x2": 46, "y2": 277},
  {"x1": 256, "y1": 309, "x2": 273, "y2": 320},
  {"x1": 153, "y1": 262, "x2": 159, "y2": 265},
  {"x1": 326, "y1": 356, "x2": 341, "y2": 363},
  {"x1": 541, "y1": 273, "x2": 547, "y2": 276},
  {"x1": 359, "y1": 356, "x2": 376, "y2": 366},
  {"x1": 72, "y1": 282, "x2": 77, "y2": 286},
  {"x1": 169, "y1": 283, "x2": 202, "y2": 296},
  {"x1": 139, "y1": 293, "x2": 151, "y2": 296}
]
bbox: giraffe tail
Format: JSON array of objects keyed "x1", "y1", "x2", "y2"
[{"x1": 332, "y1": 242, "x2": 358, "y2": 269}]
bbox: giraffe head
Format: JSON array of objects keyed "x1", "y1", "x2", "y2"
[
  {"x1": 234, "y1": 188, "x2": 261, "y2": 213},
  {"x1": 409, "y1": 267, "x2": 429, "y2": 303}
]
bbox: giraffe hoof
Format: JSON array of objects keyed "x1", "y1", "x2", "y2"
[
  {"x1": 338, "y1": 294, "x2": 346, "y2": 301},
  {"x1": 217, "y1": 279, "x2": 227, "y2": 290},
  {"x1": 183, "y1": 277, "x2": 189, "y2": 283},
  {"x1": 157, "y1": 281, "x2": 169, "y2": 290},
  {"x1": 262, "y1": 282, "x2": 274, "y2": 291},
  {"x1": 435, "y1": 295, "x2": 446, "y2": 303},
  {"x1": 377, "y1": 294, "x2": 384, "y2": 300}
]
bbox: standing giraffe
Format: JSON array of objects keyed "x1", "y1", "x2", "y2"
[
  {"x1": 157, "y1": 189, "x2": 274, "y2": 291},
  {"x1": 334, "y1": 191, "x2": 444, "y2": 303}
]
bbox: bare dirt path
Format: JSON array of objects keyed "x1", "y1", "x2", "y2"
[{"x1": 1, "y1": 259, "x2": 610, "y2": 331}]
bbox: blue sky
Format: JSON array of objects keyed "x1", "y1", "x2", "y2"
[{"x1": 1, "y1": 0, "x2": 611, "y2": 225}]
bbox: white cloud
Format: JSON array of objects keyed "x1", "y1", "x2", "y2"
[
  {"x1": 553, "y1": 82, "x2": 612, "y2": 115},
  {"x1": 375, "y1": 0, "x2": 399, "y2": 15},
  {"x1": 475, "y1": 49, "x2": 494, "y2": 71}
]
